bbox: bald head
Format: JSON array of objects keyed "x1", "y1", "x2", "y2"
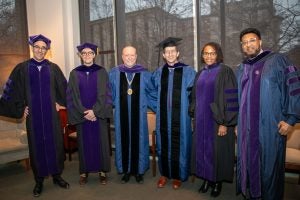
[{"x1": 122, "y1": 46, "x2": 137, "y2": 68}]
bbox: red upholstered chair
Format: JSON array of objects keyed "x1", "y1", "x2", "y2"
[
  {"x1": 64, "y1": 124, "x2": 77, "y2": 161},
  {"x1": 58, "y1": 109, "x2": 78, "y2": 161}
]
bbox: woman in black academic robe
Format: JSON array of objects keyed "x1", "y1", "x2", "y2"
[{"x1": 189, "y1": 42, "x2": 238, "y2": 197}]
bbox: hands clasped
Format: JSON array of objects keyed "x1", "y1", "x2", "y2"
[{"x1": 84, "y1": 110, "x2": 97, "y2": 121}]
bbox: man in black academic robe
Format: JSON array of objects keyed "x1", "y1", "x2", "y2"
[{"x1": 0, "y1": 34, "x2": 69, "y2": 197}]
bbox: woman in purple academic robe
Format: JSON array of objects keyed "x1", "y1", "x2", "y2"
[{"x1": 67, "y1": 43, "x2": 112, "y2": 186}]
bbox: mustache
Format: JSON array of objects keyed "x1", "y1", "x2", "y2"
[{"x1": 244, "y1": 48, "x2": 260, "y2": 59}]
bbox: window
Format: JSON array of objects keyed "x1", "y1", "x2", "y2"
[
  {"x1": 0, "y1": 0, "x2": 28, "y2": 94},
  {"x1": 224, "y1": 0, "x2": 300, "y2": 67},
  {"x1": 124, "y1": 0, "x2": 195, "y2": 71},
  {"x1": 80, "y1": 0, "x2": 196, "y2": 71},
  {"x1": 79, "y1": 0, "x2": 300, "y2": 71},
  {"x1": 79, "y1": 0, "x2": 115, "y2": 70}
]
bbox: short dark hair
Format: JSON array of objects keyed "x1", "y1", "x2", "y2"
[
  {"x1": 201, "y1": 42, "x2": 223, "y2": 64},
  {"x1": 239, "y1": 27, "x2": 261, "y2": 41},
  {"x1": 163, "y1": 45, "x2": 178, "y2": 53}
]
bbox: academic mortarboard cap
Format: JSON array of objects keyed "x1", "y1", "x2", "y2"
[
  {"x1": 77, "y1": 42, "x2": 98, "y2": 54},
  {"x1": 28, "y1": 34, "x2": 51, "y2": 49},
  {"x1": 157, "y1": 37, "x2": 182, "y2": 49},
  {"x1": 156, "y1": 37, "x2": 182, "y2": 67}
]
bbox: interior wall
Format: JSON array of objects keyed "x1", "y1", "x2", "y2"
[{"x1": 26, "y1": 0, "x2": 81, "y2": 78}]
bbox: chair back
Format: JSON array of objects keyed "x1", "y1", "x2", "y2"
[{"x1": 287, "y1": 123, "x2": 300, "y2": 149}]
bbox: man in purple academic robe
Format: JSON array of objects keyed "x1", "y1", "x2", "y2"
[
  {"x1": 0, "y1": 34, "x2": 69, "y2": 197},
  {"x1": 236, "y1": 28, "x2": 300, "y2": 200}
]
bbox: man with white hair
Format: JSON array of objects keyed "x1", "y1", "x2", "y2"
[{"x1": 109, "y1": 46, "x2": 152, "y2": 184}]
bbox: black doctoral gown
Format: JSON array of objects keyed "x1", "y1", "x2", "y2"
[
  {"x1": 189, "y1": 63, "x2": 238, "y2": 182},
  {"x1": 67, "y1": 64, "x2": 112, "y2": 174},
  {"x1": 0, "y1": 59, "x2": 67, "y2": 178}
]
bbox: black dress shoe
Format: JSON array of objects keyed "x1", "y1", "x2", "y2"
[
  {"x1": 135, "y1": 174, "x2": 144, "y2": 184},
  {"x1": 198, "y1": 180, "x2": 210, "y2": 193},
  {"x1": 121, "y1": 173, "x2": 130, "y2": 184},
  {"x1": 211, "y1": 182, "x2": 222, "y2": 197},
  {"x1": 53, "y1": 176, "x2": 70, "y2": 189},
  {"x1": 33, "y1": 182, "x2": 43, "y2": 197}
]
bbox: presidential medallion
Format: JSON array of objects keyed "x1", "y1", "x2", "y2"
[{"x1": 127, "y1": 88, "x2": 133, "y2": 95}]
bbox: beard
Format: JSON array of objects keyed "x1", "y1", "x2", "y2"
[{"x1": 244, "y1": 46, "x2": 261, "y2": 59}]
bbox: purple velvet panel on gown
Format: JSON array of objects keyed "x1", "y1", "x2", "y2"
[
  {"x1": 195, "y1": 64, "x2": 220, "y2": 181},
  {"x1": 77, "y1": 70, "x2": 102, "y2": 172},
  {"x1": 239, "y1": 61, "x2": 265, "y2": 197},
  {"x1": 29, "y1": 61, "x2": 58, "y2": 176}
]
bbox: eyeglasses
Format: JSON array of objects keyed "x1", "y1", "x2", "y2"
[
  {"x1": 164, "y1": 50, "x2": 178, "y2": 55},
  {"x1": 241, "y1": 38, "x2": 257, "y2": 46},
  {"x1": 81, "y1": 51, "x2": 95, "y2": 56},
  {"x1": 33, "y1": 45, "x2": 48, "y2": 52},
  {"x1": 203, "y1": 52, "x2": 217, "y2": 57}
]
